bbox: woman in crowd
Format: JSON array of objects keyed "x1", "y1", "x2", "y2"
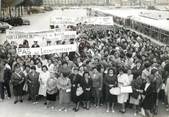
[
  {"x1": 3, "y1": 60, "x2": 12, "y2": 99},
  {"x1": 57, "y1": 72, "x2": 71, "y2": 112},
  {"x1": 130, "y1": 75, "x2": 144, "y2": 116},
  {"x1": 104, "y1": 68, "x2": 117, "y2": 113},
  {"x1": 142, "y1": 69, "x2": 157, "y2": 117},
  {"x1": 81, "y1": 72, "x2": 93, "y2": 110},
  {"x1": 11, "y1": 63, "x2": 25, "y2": 104},
  {"x1": 90, "y1": 67, "x2": 102, "y2": 107},
  {"x1": 79, "y1": 66, "x2": 84, "y2": 76},
  {"x1": 69, "y1": 67, "x2": 83, "y2": 112},
  {"x1": 117, "y1": 68, "x2": 130, "y2": 113},
  {"x1": 36, "y1": 61, "x2": 42, "y2": 73},
  {"x1": 46, "y1": 73, "x2": 58, "y2": 109},
  {"x1": 165, "y1": 70, "x2": 169, "y2": 111},
  {"x1": 0, "y1": 60, "x2": 5, "y2": 102},
  {"x1": 47, "y1": 59, "x2": 54, "y2": 74},
  {"x1": 38, "y1": 65, "x2": 50, "y2": 103},
  {"x1": 59, "y1": 62, "x2": 71, "y2": 76},
  {"x1": 27, "y1": 66, "x2": 40, "y2": 104}
]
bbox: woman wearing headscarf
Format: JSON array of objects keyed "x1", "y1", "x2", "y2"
[
  {"x1": 27, "y1": 66, "x2": 40, "y2": 104},
  {"x1": 11, "y1": 63, "x2": 25, "y2": 104},
  {"x1": 57, "y1": 72, "x2": 71, "y2": 112},
  {"x1": 81, "y1": 72, "x2": 93, "y2": 110},
  {"x1": 104, "y1": 68, "x2": 117, "y2": 113},
  {"x1": 69, "y1": 67, "x2": 83, "y2": 112},
  {"x1": 46, "y1": 73, "x2": 58, "y2": 109}
]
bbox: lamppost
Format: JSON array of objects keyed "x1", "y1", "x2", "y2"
[{"x1": 0, "y1": 0, "x2": 1, "y2": 17}]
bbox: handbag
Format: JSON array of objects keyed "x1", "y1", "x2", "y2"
[
  {"x1": 109, "y1": 87, "x2": 121, "y2": 95},
  {"x1": 23, "y1": 83, "x2": 28, "y2": 92},
  {"x1": 120, "y1": 86, "x2": 133, "y2": 93},
  {"x1": 131, "y1": 90, "x2": 139, "y2": 99},
  {"x1": 66, "y1": 88, "x2": 71, "y2": 93},
  {"x1": 76, "y1": 87, "x2": 84, "y2": 96}
]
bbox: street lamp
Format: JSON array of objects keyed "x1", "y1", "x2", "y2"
[{"x1": 0, "y1": 0, "x2": 1, "y2": 17}]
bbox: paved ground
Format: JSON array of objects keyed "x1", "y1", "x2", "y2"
[{"x1": 0, "y1": 97, "x2": 168, "y2": 117}]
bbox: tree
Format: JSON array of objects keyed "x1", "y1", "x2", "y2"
[{"x1": 2, "y1": 0, "x2": 13, "y2": 17}]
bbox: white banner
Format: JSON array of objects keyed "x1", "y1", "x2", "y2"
[
  {"x1": 6, "y1": 30, "x2": 62, "y2": 41},
  {"x1": 6, "y1": 30, "x2": 77, "y2": 46},
  {"x1": 64, "y1": 31, "x2": 77, "y2": 39},
  {"x1": 17, "y1": 48, "x2": 41, "y2": 56},
  {"x1": 50, "y1": 17, "x2": 77, "y2": 26},
  {"x1": 83, "y1": 17, "x2": 114, "y2": 25},
  {"x1": 16, "y1": 44, "x2": 77, "y2": 56}
]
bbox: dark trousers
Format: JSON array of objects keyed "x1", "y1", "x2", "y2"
[
  {"x1": 4, "y1": 81, "x2": 11, "y2": 98},
  {"x1": 0, "y1": 82, "x2": 5, "y2": 99}
]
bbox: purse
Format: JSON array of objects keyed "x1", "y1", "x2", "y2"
[
  {"x1": 23, "y1": 83, "x2": 28, "y2": 92},
  {"x1": 120, "y1": 86, "x2": 133, "y2": 93},
  {"x1": 66, "y1": 88, "x2": 71, "y2": 93},
  {"x1": 76, "y1": 87, "x2": 84, "y2": 96},
  {"x1": 109, "y1": 87, "x2": 121, "y2": 95}
]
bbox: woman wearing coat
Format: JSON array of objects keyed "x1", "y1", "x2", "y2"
[
  {"x1": 57, "y1": 72, "x2": 71, "y2": 112},
  {"x1": 69, "y1": 67, "x2": 83, "y2": 112},
  {"x1": 165, "y1": 74, "x2": 169, "y2": 111},
  {"x1": 90, "y1": 67, "x2": 102, "y2": 107},
  {"x1": 39, "y1": 65, "x2": 50, "y2": 98},
  {"x1": 27, "y1": 66, "x2": 40, "y2": 104},
  {"x1": 81, "y1": 72, "x2": 93, "y2": 110},
  {"x1": 130, "y1": 76, "x2": 144, "y2": 116},
  {"x1": 142, "y1": 70, "x2": 157, "y2": 117},
  {"x1": 46, "y1": 73, "x2": 58, "y2": 109},
  {"x1": 117, "y1": 68, "x2": 130, "y2": 113},
  {"x1": 104, "y1": 68, "x2": 117, "y2": 113},
  {"x1": 11, "y1": 63, "x2": 25, "y2": 104}
]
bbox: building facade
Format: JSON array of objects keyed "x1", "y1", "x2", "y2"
[{"x1": 42, "y1": 0, "x2": 169, "y2": 6}]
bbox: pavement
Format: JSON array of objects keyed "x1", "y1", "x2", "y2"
[{"x1": 0, "y1": 97, "x2": 168, "y2": 117}]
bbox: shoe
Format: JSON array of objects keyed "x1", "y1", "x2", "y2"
[
  {"x1": 33, "y1": 102, "x2": 38, "y2": 105},
  {"x1": 64, "y1": 109, "x2": 67, "y2": 112},
  {"x1": 74, "y1": 108, "x2": 79, "y2": 112},
  {"x1": 14, "y1": 101, "x2": 18, "y2": 104},
  {"x1": 0, "y1": 99, "x2": 3, "y2": 102},
  {"x1": 112, "y1": 109, "x2": 115, "y2": 113},
  {"x1": 134, "y1": 113, "x2": 137, "y2": 116},
  {"x1": 119, "y1": 110, "x2": 126, "y2": 113},
  {"x1": 51, "y1": 106, "x2": 55, "y2": 110},
  {"x1": 86, "y1": 107, "x2": 89, "y2": 110},
  {"x1": 44, "y1": 102, "x2": 47, "y2": 105},
  {"x1": 7, "y1": 97, "x2": 11, "y2": 100},
  {"x1": 166, "y1": 108, "x2": 169, "y2": 112},
  {"x1": 106, "y1": 109, "x2": 109, "y2": 113},
  {"x1": 59, "y1": 108, "x2": 65, "y2": 112},
  {"x1": 20, "y1": 100, "x2": 23, "y2": 103},
  {"x1": 28, "y1": 97, "x2": 31, "y2": 101}
]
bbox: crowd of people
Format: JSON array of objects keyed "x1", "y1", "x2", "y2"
[{"x1": 0, "y1": 23, "x2": 169, "y2": 117}]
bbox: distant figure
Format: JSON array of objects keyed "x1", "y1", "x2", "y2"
[{"x1": 32, "y1": 41, "x2": 40, "y2": 48}]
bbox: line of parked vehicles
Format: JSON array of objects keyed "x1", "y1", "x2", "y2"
[{"x1": 0, "y1": 17, "x2": 30, "y2": 33}]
